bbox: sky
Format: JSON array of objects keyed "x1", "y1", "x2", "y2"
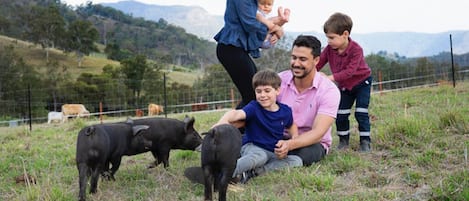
[{"x1": 62, "y1": 0, "x2": 469, "y2": 34}]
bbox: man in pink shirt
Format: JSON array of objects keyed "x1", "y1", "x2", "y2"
[
  {"x1": 250, "y1": 35, "x2": 340, "y2": 177},
  {"x1": 184, "y1": 35, "x2": 340, "y2": 184}
]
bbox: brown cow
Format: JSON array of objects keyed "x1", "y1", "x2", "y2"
[
  {"x1": 148, "y1": 104, "x2": 164, "y2": 116},
  {"x1": 62, "y1": 104, "x2": 90, "y2": 122},
  {"x1": 191, "y1": 103, "x2": 208, "y2": 112}
]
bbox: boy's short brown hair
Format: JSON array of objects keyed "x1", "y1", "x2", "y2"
[
  {"x1": 252, "y1": 69, "x2": 281, "y2": 89},
  {"x1": 323, "y1": 12, "x2": 353, "y2": 35}
]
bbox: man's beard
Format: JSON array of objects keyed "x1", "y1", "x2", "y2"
[{"x1": 291, "y1": 65, "x2": 312, "y2": 79}]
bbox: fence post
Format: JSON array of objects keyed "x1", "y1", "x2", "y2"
[
  {"x1": 378, "y1": 71, "x2": 383, "y2": 95},
  {"x1": 28, "y1": 84, "x2": 32, "y2": 131},
  {"x1": 99, "y1": 102, "x2": 103, "y2": 124},
  {"x1": 163, "y1": 73, "x2": 167, "y2": 118},
  {"x1": 450, "y1": 34, "x2": 456, "y2": 88}
]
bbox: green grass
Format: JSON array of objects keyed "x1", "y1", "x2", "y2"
[{"x1": 1, "y1": 83, "x2": 468, "y2": 201}]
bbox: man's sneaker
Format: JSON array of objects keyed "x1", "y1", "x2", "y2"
[
  {"x1": 359, "y1": 140, "x2": 371, "y2": 152},
  {"x1": 337, "y1": 138, "x2": 349, "y2": 150},
  {"x1": 239, "y1": 170, "x2": 256, "y2": 184}
]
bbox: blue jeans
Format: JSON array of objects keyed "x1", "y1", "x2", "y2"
[
  {"x1": 233, "y1": 143, "x2": 302, "y2": 177},
  {"x1": 336, "y1": 76, "x2": 372, "y2": 140}
]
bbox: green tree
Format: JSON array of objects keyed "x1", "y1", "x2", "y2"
[
  {"x1": 141, "y1": 62, "x2": 164, "y2": 107},
  {"x1": 166, "y1": 82, "x2": 192, "y2": 113},
  {"x1": 27, "y1": 5, "x2": 66, "y2": 62},
  {"x1": 193, "y1": 64, "x2": 237, "y2": 107},
  {"x1": 104, "y1": 42, "x2": 133, "y2": 61},
  {"x1": 415, "y1": 57, "x2": 436, "y2": 85},
  {"x1": 121, "y1": 54, "x2": 149, "y2": 105},
  {"x1": 366, "y1": 54, "x2": 391, "y2": 89},
  {"x1": 65, "y1": 20, "x2": 99, "y2": 67},
  {"x1": 254, "y1": 36, "x2": 292, "y2": 72},
  {"x1": 42, "y1": 60, "x2": 70, "y2": 111},
  {"x1": 0, "y1": 45, "x2": 44, "y2": 118},
  {"x1": 0, "y1": 15, "x2": 10, "y2": 33},
  {"x1": 102, "y1": 64, "x2": 132, "y2": 110}
]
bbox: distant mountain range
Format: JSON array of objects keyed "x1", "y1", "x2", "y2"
[
  {"x1": 102, "y1": 1, "x2": 223, "y2": 41},
  {"x1": 102, "y1": 1, "x2": 469, "y2": 58}
]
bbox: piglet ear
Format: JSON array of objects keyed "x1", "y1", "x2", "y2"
[
  {"x1": 132, "y1": 125, "x2": 149, "y2": 135},
  {"x1": 183, "y1": 116, "x2": 195, "y2": 131},
  {"x1": 202, "y1": 127, "x2": 216, "y2": 136},
  {"x1": 183, "y1": 115, "x2": 192, "y2": 123}
]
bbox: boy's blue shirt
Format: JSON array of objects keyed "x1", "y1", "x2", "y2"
[{"x1": 242, "y1": 100, "x2": 293, "y2": 152}]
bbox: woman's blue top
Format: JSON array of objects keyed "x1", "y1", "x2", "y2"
[{"x1": 214, "y1": 0, "x2": 268, "y2": 58}]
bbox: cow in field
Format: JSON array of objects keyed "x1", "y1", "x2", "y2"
[
  {"x1": 191, "y1": 103, "x2": 208, "y2": 112},
  {"x1": 47, "y1": 111, "x2": 64, "y2": 124},
  {"x1": 148, "y1": 103, "x2": 164, "y2": 116},
  {"x1": 62, "y1": 104, "x2": 90, "y2": 122}
]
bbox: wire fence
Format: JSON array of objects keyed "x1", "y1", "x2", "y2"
[{"x1": 1, "y1": 67, "x2": 468, "y2": 128}]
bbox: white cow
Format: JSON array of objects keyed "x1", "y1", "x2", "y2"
[{"x1": 47, "y1": 111, "x2": 64, "y2": 124}]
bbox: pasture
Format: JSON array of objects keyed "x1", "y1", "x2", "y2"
[{"x1": 0, "y1": 83, "x2": 468, "y2": 201}]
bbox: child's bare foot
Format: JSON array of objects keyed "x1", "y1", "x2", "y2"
[{"x1": 278, "y1": 6, "x2": 284, "y2": 19}]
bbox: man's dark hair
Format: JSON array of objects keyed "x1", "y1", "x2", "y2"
[{"x1": 292, "y1": 35, "x2": 321, "y2": 57}]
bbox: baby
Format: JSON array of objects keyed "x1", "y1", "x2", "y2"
[{"x1": 256, "y1": 0, "x2": 290, "y2": 49}]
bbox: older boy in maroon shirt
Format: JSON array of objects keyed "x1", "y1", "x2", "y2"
[{"x1": 317, "y1": 12, "x2": 372, "y2": 152}]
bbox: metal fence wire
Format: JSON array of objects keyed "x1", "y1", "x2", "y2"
[{"x1": 1, "y1": 68, "x2": 468, "y2": 127}]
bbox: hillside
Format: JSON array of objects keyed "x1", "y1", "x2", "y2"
[
  {"x1": 102, "y1": 1, "x2": 223, "y2": 41},
  {"x1": 0, "y1": 35, "x2": 119, "y2": 78},
  {"x1": 0, "y1": 34, "x2": 201, "y2": 85},
  {"x1": 0, "y1": 0, "x2": 218, "y2": 70}
]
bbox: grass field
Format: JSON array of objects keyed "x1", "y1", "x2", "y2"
[{"x1": 0, "y1": 83, "x2": 468, "y2": 201}]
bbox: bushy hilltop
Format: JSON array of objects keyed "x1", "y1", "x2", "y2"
[{"x1": 0, "y1": 0, "x2": 218, "y2": 69}]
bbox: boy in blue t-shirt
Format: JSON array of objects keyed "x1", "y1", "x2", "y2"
[{"x1": 213, "y1": 69, "x2": 301, "y2": 183}]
